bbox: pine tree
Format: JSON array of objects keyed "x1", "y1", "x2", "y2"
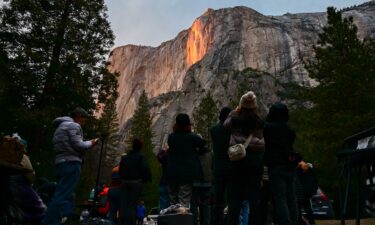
[
  {"x1": 97, "y1": 71, "x2": 121, "y2": 179},
  {"x1": 127, "y1": 91, "x2": 154, "y2": 150},
  {"x1": 127, "y1": 90, "x2": 160, "y2": 207},
  {"x1": 0, "y1": 44, "x2": 12, "y2": 130},
  {"x1": 77, "y1": 72, "x2": 120, "y2": 200},
  {"x1": 288, "y1": 7, "x2": 375, "y2": 192},
  {"x1": 193, "y1": 92, "x2": 218, "y2": 148},
  {"x1": 0, "y1": 0, "x2": 115, "y2": 178},
  {"x1": 0, "y1": 0, "x2": 114, "y2": 115}
]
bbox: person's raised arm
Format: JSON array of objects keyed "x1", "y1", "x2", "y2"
[{"x1": 68, "y1": 123, "x2": 96, "y2": 151}]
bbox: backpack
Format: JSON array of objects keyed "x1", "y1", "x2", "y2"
[{"x1": 0, "y1": 136, "x2": 26, "y2": 165}]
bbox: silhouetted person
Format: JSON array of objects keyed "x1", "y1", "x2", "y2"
[
  {"x1": 224, "y1": 91, "x2": 265, "y2": 225},
  {"x1": 166, "y1": 113, "x2": 207, "y2": 207},
  {"x1": 264, "y1": 102, "x2": 298, "y2": 225},
  {"x1": 210, "y1": 107, "x2": 231, "y2": 225},
  {"x1": 296, "y1": 161, "x2": 318, "y2": 225},
  {"x1": 156, "y1": 143, "x2": 171, "y2": 210},
  {"x1": 119, "y1": 139, "x2": 151, "y2": 225},
  {"x1": 108, "y1": 164, "x2": 121, "y2": 224},
  {"x1": 191, "y1": 143, "x2": 212, "y2": 225}
]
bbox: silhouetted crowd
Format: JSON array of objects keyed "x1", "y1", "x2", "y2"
[{"x1": 0, "y1": 91, "x2": 320, "y2": 225}]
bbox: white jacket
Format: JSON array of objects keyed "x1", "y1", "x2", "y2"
[{"x1": 52, "y1": 117, "x2": 92, "y2": 164}]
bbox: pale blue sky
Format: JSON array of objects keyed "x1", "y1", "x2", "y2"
[{"x1": 105, "y1": 0, "x2": 368, "y2": 48}]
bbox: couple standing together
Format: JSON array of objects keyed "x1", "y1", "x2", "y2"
[{"x1": 164, "y1": 91, "x2": 298, "y2": 225}]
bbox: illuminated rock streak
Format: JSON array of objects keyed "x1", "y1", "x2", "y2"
[{"x1": 186, "y1": 19, "x2": 211, "y2": 67}]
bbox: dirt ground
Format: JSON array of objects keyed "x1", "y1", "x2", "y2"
[{"x1": 316, "y1": 218, "x2": 375, "y2": 225}]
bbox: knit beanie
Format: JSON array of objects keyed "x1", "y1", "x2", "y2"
[{"x1": 239, "y1": 91, "x2": 257, "y2": 109}]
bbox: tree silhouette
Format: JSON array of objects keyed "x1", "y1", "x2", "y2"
[
  {"x1": 0, "y1": 0, "x2": 116, "y2": 195},
  {"x1": 193, "y1": 92, "x2": 218, "y2": 148},
  {"x1": 289, "y1": 7, "x2": 375, "y2": 193},
  {"x1": 127, "y1": 90, "x2": 160, "y2": 206}
]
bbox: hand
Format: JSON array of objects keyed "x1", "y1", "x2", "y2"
[
  {"x1": 162, "y1": 144, "x2": 169, "y2": 152},
  {"x1": 91, "y1": 138, "x2": 99, "y2": 146}
]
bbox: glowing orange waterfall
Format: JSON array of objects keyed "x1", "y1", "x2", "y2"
[{"x1": 186, "y1": 19, "x2": 210, "y2": 67}]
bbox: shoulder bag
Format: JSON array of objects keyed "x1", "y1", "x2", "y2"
[{"x1": 228, "y1": 134, "x2": 253, "y2": 161}]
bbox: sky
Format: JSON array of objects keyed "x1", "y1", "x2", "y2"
[{"x1": 105, "y1": 0, "x2": 369, "y2": 48}]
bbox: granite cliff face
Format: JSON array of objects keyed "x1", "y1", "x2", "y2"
[{"x1": 108, "y1": 2, "x2": 375, "y2": 147}]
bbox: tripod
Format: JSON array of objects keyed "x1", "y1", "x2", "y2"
[{"x1": 91, "y1": 135, "x2": 108, "y2": 217}]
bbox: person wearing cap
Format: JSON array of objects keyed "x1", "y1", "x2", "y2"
[
  {"x1": 224, "y1": 91, "x2": 265, "y2": 225},
  {"x1": 166, "y1": 113, "x2": 207, "y2": 208},
  {"x1": 42, "y1": 107, "x2": 98, "y2": 225}
]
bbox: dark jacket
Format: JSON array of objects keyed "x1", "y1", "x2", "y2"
[
  {"x1": 210, "y1": 122, "x2": 231, "y2": 178},
  {"x1": 166, "y1": 131, "x2": 207, "y2": 185},
  {"x1": 264, "y1": 102, "x2": 296, "y2": 168},
  {"x1": 157, "y1": 149, "x2": 168, "y2": 186},
  {"x1": 119, "y1": 150, "x2": 151, "y2": 183},
  {"x1": 263, "y1": 122, "x2": 296, "y2": 167},
  {"x1": 194, "y1": 150, "x2": 213, "y2": 185},
  {"x1": 296, "y1": 167, "x2": 318, "y2": 196}
]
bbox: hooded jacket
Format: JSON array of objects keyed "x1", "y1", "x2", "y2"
[{"x1": 52, "y1": 116, "x2": 92, "y2": 164}]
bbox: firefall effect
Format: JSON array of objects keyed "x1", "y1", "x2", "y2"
[{"x1": 186, "y1": 19, "x2": 210, "y2": 67}]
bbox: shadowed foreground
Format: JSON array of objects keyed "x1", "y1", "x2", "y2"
[{"x1": 316, "y1": 218, "x2": 375, "y2": 225}]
